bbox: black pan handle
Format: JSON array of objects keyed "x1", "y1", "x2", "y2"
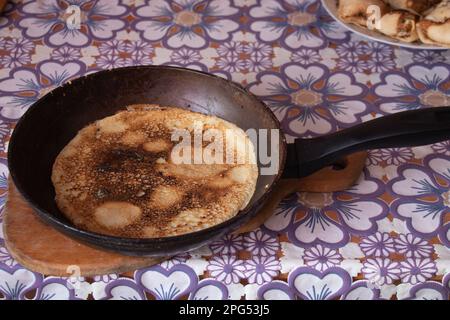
[{"x1": 284, "y1": 106, "x2": 450, "y2": 178}]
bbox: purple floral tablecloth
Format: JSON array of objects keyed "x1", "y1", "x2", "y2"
[{"x1": 0, "y1": 0, "x2": 449, "y2": 300}]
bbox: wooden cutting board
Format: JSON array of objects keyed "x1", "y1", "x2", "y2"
[{"x1": 3, "y1": 152, "x2": 367, "y2": 276}]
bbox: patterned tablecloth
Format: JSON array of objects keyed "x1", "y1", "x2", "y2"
[{"x1": 0, "y1": 0, "x2": 449, "y2": 300}]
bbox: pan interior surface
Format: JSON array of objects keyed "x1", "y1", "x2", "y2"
[{"x1": 8, "y1": 66, "x2": 284, "y2": 254}]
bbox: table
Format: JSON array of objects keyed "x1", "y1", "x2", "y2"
[{"x1": 0, "y1": 0, "x2": 449, "y2": 300}]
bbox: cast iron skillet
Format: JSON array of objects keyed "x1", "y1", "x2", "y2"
[{"x1": 7, "y1": 66, "x2": 450, "y2": 256}]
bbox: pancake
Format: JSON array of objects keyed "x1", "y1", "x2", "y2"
[
  {"x1": 376, "y1": 11, "x2": 419, "y2": 42},
  {"x1": 51, "y1": 105, "x2": 258, "y2": 238},
  {"x1": 338, "y1": 0, "x2": 389, "y2": 27},
  {"x1": 385, "y1": 0, "x2": 440, "y2": 15},
  {"x1": 337, "y1": 0, "x2": 444, "y2": 45},
  {"x1": 417, "y1": 0, "x2": 450, "y2": 47}
]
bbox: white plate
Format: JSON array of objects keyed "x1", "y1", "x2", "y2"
[{"x1": 321, "y1": 0, "x2": 446, "y2": 50}]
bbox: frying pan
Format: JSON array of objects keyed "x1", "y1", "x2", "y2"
[{"x1": 7, "y1": 66, "x2": 450, "y2": 256}]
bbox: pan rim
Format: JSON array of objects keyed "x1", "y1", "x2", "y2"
[{"x1": 7, "y1": 65, "x2": 287, "y2": 247}]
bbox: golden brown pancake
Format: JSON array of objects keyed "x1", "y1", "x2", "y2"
[
  {"x1": 376, "y1": 11, "x2": 419, "y2": 42},
  {"x1": 51, "y1": 105, "x2": 258, "y2": 238},
  {"x1": 337, "y1": 0, "x2": 444, "y2": 45},
  {"x1": 417, "y1": 0, "x2": 450, "y2": 47},
  {"x1": 385, "y1": 0, "x2": 440, "y2": 15},
  {"x1": 338, "y1": 0, "x2": 389, "y2": 27}
]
